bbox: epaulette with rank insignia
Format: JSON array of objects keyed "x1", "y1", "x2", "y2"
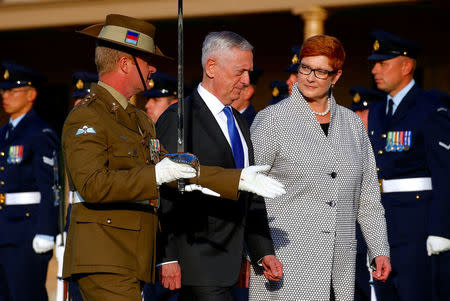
[{"x1": 79, "y1": 93, "x2": 96, "y2": 106}]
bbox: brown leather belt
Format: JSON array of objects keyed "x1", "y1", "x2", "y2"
[{"x1": 72, "y1": 191, "x2": 159, "y2": 209}]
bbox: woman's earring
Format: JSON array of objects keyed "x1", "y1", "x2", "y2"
[{"x1": 328, "y1": 84, "x2": 334, "y2": 98}]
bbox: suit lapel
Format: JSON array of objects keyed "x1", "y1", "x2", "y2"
[
  {"x1": 233, "y1": 108, "x2": 254, "y2": 165},
  {"x1": 191, "y1": 90, "x2": 236, "y2": 167},
  {"x1": 8, "y1": 110, "x2": 34, "y2": 142},
  {"x1": 370, "y1": 101, "x2": 388, "y2": 132},
  {"x1": 0, "y1": 126, "x2": 6, "y2": 147},
  {"x1": 391, "y1": 84, "x2": 418, "y2": 125}
]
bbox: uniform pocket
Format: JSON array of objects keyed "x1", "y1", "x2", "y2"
[
  {"x1": 111, "y1": 142, "x2": 138, "y2": 158},
  {"x1": 109, "y1": 142, "x2": 139, "y2": 170},
  {"x1": 73, "y1": 210, "x2": 141, "y2": 270}
]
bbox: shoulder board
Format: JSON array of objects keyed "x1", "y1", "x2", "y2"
[
  {"x1": 136, "y1": 109, "x2": 152, "y2": 122},
  {"x1": 79, "y1": 93, "x2": 96, "y2": 106}
]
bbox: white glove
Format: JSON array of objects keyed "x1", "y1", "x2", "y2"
[
  {"x1": 426, "y1": 235, "x2": 450, "y2": 256},
  {"x1": 32, "y1": 235, "x2": 55, "y2": 254},
  {"x1": 155, "y1": 157, "x2": 197, "y2": 185},
  {"x1": 185, "y1": 184, "x2": 221, "y2": 197},
  {"x1": 55, "y1": 233, "x2": 67, "y2": 263},
  {"x1": 238, "y1": 165, "x2": 286, "y2": 199}
]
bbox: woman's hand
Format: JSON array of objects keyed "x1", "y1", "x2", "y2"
[{"x1": 372, "y1": 256, "x2": 391, "y2": 282}]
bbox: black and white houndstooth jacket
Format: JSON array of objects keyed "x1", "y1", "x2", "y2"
[{"x1": 248, "y1": 83, "x2": 390, "y2": 301}]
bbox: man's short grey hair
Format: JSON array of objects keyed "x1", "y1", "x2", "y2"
[
  {"x1": 201, "y1": 31, "x2": 253, "y2": 69},
  {"x1": 95, "y1": 45, "x2": 131, "y2": 76}
]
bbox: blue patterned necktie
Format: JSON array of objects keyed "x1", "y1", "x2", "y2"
[{"x1": 223, "y1": 106, "x2": 244, "y2": 168}]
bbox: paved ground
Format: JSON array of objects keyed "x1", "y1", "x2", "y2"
[{"x1": 46, "y1": 252, "x2": 57, "y2": 301}]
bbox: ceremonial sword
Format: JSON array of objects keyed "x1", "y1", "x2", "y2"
[{"x1": 177, "y1": 0, "x2": 185, "y2": 192}]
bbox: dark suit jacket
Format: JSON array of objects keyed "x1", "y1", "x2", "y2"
[{"x1": 156, "y1": 89, "x2": 274, "y2": 287}]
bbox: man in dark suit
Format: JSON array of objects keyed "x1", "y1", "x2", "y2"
[
  {"x1": 0, "y1": 62, "x2": 59, "y2": 300},
  {"x1": 157, "y1": 31, "x2": 283, "y2": 301},
  {"x1": 367, "y1": 30, "x2": 447, "y2": 301}
]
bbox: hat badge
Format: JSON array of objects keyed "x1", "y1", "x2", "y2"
[
  {"x1": 353, "y1": 92, "x2": 361, "y2": 103},
  {"x1": 149, "y1": 79, "x2": 155, "y2": 88},
  {"x1": 373, "y1": 40, "x2": 380, "y2": 51},
  {"x1": 76, "y1": 79, "x2": 84, "y2": 90},
  {"x1": 292, "y1": 54, "x2": 299, "y2": 65},
  {"x1": 272, "y1": 87, "x2": 279, "y2": 97},
  {"x1": 3, "y1": 69, "x2": 9, "y2": 80}
]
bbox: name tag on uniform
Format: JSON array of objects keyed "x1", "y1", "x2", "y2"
[
  {"x1": 385, "y1": 131, "x2": 412, "y2": 152},
  {"x1": 150, "y1": 139, "x2": 160, "y2": 163},
  {"x1": 7, "y1": 145, "x2": 23, "y2": 164}
]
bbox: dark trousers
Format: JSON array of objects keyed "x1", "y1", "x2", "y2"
[
  {"x1": 231, "y1": 287, "x2": 248, "y2": 301},
  {"x1": 143, "y1": 280, "x2": 179, "y2": 301},
  {"x1": 69, "y1": 280, "x2": 84, "y2": 301},
  {"x1": 0, "y1": 241, "x2": 52, "y2": 301},
  {"x1": 179, "y1": 285, "x2": 234, "y2": 301},
  {"x1": 375, "y1": 242, "x2": 432, "y2": 301},
  {"x1": 431, "y1": 250, "x2": 450, "y2": 301},
  {"x1": 354, "y1": 253, "x2": 372, "y2": 301},
  {"x1": 77, "y1": 273, "x2": 143, "y2": 301}
]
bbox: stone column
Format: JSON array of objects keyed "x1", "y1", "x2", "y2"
[{"x1": 294, "y1": 6, "x2": 328, "y2": 40}]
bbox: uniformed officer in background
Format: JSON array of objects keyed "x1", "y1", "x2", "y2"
[
  {"x1": 0, "y1": 61, "x2": 59, "y2": 300},
  {"x1": 267, "y1": 80, "x2": 289, "y2": 105},
  {"x1": 423, "y1": 89, "x2": 450, "y2": 301},
  {"x1": 284, "y1": 45, "x2": 301, "y2": 95},
  {"x1": 231, "y1": 66, "x2": 263, "y2": 126},
  {"x1": 143, "y1": 71, "x2": 180, "y2": 123},
  {"x1": 367, "y1": 30, "x2": 446, "y2": 301},
  {"x1": 71, "y1": 71, "x2": 99, "y2": 107},
  {"x1": 349, "y1": 86, "x2": 386, "y2": 130}
]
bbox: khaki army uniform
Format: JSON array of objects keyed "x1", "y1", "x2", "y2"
[{"x1": 62, "y1": 83, "x2": 241, "y2": 284}]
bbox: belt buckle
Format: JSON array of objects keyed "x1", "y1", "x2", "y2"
[
  {"x1": 147, "y1": 199, "x2": 160, "y2": 211},
  {"x1": 0, "y1": 193, "x2": 5, "y2": 205},
  {"x1": 379, "y1": 179, "x2": 384, "y2": 193}
]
